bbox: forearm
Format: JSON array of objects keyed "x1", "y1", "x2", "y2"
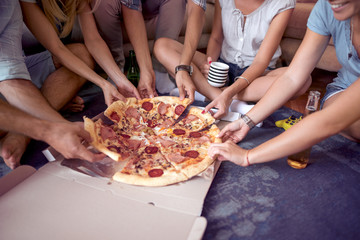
[
  {"x1": 85, "y1": 37, "x2": 128, "y2": 85},
  {"x1": 180, "y1": 3, "x2": 205, "y2": 65},
  {"x1": 122, "y1": 6, "x2": 153, "y2": 73},
  {"x1": 0, "y1": 101, "x2": 55, "y2": 142}
]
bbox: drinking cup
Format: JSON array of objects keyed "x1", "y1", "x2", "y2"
[{"x1": 208, "y1": 62, "x2": 229, "y2": 88}]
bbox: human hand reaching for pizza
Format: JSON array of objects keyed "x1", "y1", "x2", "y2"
[
  {"x1": 208, "y1": 141, "x2": 249, "y2": 166},
  {"x1": 100, "y1": 81, "x2": 127, "y2": 106},
  {"x1": 115, "y1": 78, "x2": 141, "y2": 100},
  {"x1": 45, "y1": 121, "x2": 105, "y2": 162},
  {"x1": 176, "y1": 71, "x2": 195, "y2": 102},
  {"x1": 204, "y1": 91, "x2": 233, "y2": 119},
  {"x1": 137, "y1": 69, "x2": 158, "y2": 99},
  {"x1": 217, "y1": 119, "x2": 250, "y2": 143}
]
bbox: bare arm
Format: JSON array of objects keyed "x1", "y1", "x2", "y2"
[
  {"x1": 175, "y1": 1, "x2": 206, "y2": 101},
  {"x1": 122, "y1": 4, "x2": 156, "y2": 98},
  {"x1": 78, "y1": 3, "x2": 141, "y2": 100},
  {"x1": 0, "y1": 100, "x2": 104, "y2": 162},
  {"x1": 20, "y1": 2, "x2": 132, "y2": 105},
  {"x1": 250, "y1": 77, "x2": 360, "y2": 164},
  {"x1": 209, "y1": 78, "x2": 360, "y2": 166},
  {"x1": 247, "y1": 29, "x2": 330, "y2": 125},
  {"x1": 205, "y1": 7, "x2": 294, "y2": 118}
]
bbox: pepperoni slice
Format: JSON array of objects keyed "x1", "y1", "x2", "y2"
[
  {"x1": 173, "y1": 129, "x2": 186, "y2": 135},
  {"x1": 145, "y1": 146, "x2": 158, "y2": 154},
  {"x1": 189, "y1": 132, "x2": 202, "y2": 138},
  {"x1": 120, "y1": 134, "x2": 130, "y2": 139},
  {"x1": 146, "y1": 119, "x2": 157, "y2": 128},
  {"x1": 184, "y1": 150, "x2": 199, "y2": 158},
  {"x1": 142, "y1": 102, "x2": 153, "y2": 111},
  {"x1": 110, "y1": 112, "x2": 120, "y2": 122},
  {"x1": 148, "y1": 169, "x2": 164, "y2": 177},
  {"x1": 175, "y1": 105, "x2": 185, "y2": 115}
]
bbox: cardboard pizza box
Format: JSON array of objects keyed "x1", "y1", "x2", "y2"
[{"x1": 0, "y1": 150, "x2": 220, "y2": 240}]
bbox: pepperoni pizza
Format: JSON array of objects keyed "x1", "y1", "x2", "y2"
[{"x1": 84, "y1": 96, "x2": 221, "y2": 186}]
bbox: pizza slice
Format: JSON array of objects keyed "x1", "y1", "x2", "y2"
[
  {"x1": 113, "y1": 145, "x2": 188, "y2": 186},
  {"x1": 173, "y1": 107, "x2": 215, "y2": 132},
  {"x1": 161, "y1": 145, "x2": 215, "y2": 179},
  {"x1": 104, "y1": 98, "x2": 144, "y2": 132},
  {"x1": 138, "y1": 96, "x2": 191, "y2": 130},
  {"x1": 84, "y1": 117, "x2": 131, "y2": 161}
]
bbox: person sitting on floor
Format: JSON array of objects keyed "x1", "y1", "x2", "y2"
[
  {"x1": 154, "y1": 0, "x2": 299, "y2": 114},
  {"x1": 89, "y1": 0, "x2": 191, "y2": 97},
  {"x1": 0, "y1": 0, "x2": 103, "y2": 170},
  {"x1": 20, "y1": 0, "x2": 141, "y2": 106},
  {"x1": 208, "y1": 0, "x2": 360, "y2": 166},
  {"x1": 150, "y1": 0, "x2": 207, "y2": 102}
]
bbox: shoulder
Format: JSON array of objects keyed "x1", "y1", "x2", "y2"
[
  {"x1": 266, "y1": 0, "x2": 296, "y2": 13},
  {"x1": 307, "y1": 0, "x2": 336, "y2": 36}
]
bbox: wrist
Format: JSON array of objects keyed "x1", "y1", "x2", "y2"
[
  {"x1": 175, "y1": 65, "x2": 193, "y2": 76},
  {"x1": 245, "y1": 149, "x2": 251, "y2": 167},
  {"x1": 241, "y1": 114, "x2": 255, "y2": 129}
]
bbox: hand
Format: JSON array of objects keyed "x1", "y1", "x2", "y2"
[
  {"x1": 137, "y1": 69, "x2": 158, "y2": 99},
  {"x1": 200, "y1": 56, "x2": 212, "y2": 79},
  {"x1": 175, "y1": 71, "x2": 196, "y2": 102},
  {"x1": 101, "y1": 81, "x2": 126, "y2": 106},
  {"x1": 217, "y1": 119, "x2": 250, "y2": 143},
  {"x1": 45, "y1": 121, "x2": 105, "y2": 162},
  {"x1": 204, "y1": 92, "x2": 233, "y2": 119},
  {"x1": 208, "y1": 141, "x2": 249, "y2": 166},
  {"x1": 114, "y1": 79, "x2": 141, "y2": 101}
]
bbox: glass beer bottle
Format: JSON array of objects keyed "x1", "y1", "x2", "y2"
[
  {"x1": 287, "y1": 90, "x2": 321, "y2": 169},
  {"x1": 126, "y1": 50, "x2": 140, "y2": 87}
]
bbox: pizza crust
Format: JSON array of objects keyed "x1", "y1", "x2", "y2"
[
  {"x1": 113, "y1": 171, "x2": 188, "y2": 187},
  {"x1": 84, "y1": 97, "x2": 221, "y2": 187},
  {"x1": 83, "y1": 117, "x2": 123, "y2": 161}
]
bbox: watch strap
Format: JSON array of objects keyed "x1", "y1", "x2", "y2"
[
  {"x1": 175, "y1": 65, "x2": 193, "y2": 76},
  {"x1": 241, "y1": 114, "x2": 255, "y2": 129}
]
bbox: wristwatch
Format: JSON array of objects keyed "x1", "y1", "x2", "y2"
[
  {"x1": 241, "y1": 114, "x2": 255, "y2": 129},
  {"x1": 175, "y1": 65, "x2": 193, "y2": 76}
]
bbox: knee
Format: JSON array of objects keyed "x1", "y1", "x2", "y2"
[
  {"x1": 67, "y1": 43, "x2": 95, "y2": 69},
  {"x1": 153, "y1": 38, "x2": 171, "y2": 62}
]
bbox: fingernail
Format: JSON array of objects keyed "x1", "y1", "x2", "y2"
[
  {"x1": 202, "y1": 110, "x2": 205, "y2": 114},
  {"x1": 209, "y1": 60, "x2": 212, "y2": 64}
]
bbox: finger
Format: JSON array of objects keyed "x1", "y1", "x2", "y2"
[
  {"x1": 76, "y1": 144, "x2": 104, "y2": 162},
  {"x1": 146, "y1": 86, "x2": 154, "y2": 98},
  {"x1": 178, "y1": 87, "x2": 186, "y2": 100},
  {"x1": 207, "y1": 56, "x2": 212, "y2": 64},
  {"x1": 187, "y1": 89, "x2": 195, "y2": 103},
  {"x1": 133, "y1": 88, "x2": 141, "y2": 100},
  {"x1": 203, "y1": 101, "x2": 215, "y2": 114},
  {"x1": 213, "y1": 109, "x2": 225, "y2": 119}
]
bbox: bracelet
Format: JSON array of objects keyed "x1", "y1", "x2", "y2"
[
  {"x1": 235, "y1": 76, "x2": 250, "y2": 85},
  {"x1": 241, "y1": 114, "x2": 256, "y2": 129},
  {"x1": 175, "y1": 65, "x2": 193, "y2": 76},
  {"x1": 246, "y1": 149, "x2": 251, "y2": 166}
]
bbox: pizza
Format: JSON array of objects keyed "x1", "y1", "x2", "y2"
[{"x1": 84, "y1": 96, "x2": 221, "y2": 187}]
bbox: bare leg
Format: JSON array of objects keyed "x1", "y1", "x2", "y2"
[
  {"x1": 42, "y1": 43, "x2": 94, "y2": 111},
  {"x1": 154, "y1": 38, "x2": 221, "y2": 99},
  {"x1": 323, "y1": 93, "x2": 360, "y2": 142},
  {"x1": 234, "y1": 67, "x2": 312, "y2": 102},
  {"x1": 0, "y1": 133, "x2": 30, "y2": 169}
]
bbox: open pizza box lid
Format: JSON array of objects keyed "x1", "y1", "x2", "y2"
[{"x1": 0, "y1": 146, "x2": 221, "y2": 240}]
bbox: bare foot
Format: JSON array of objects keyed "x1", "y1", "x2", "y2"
[
  {"x1": 0, "y1": 132, "x2": 30, "y2": 169},
  {"x1": 61, "y1": 96, "x2": 85, "y2": 112}
]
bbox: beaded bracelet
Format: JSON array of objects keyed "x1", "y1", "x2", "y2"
[{"x1": 235, "y1": 76, "x2": 250, "y2": 85}]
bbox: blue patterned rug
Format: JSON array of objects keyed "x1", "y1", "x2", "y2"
[{"x1": 201, "y1": 107, "x2": 360, "y2": 240}]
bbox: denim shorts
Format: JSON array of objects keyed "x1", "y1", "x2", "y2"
[
  {"x1": 25, "y1": 51, "x2": 56, "y2": 89},
  {"x1": 320, "y1": 83, "x2": 345, "y2": 109},
  {"x1": 218, "y1": 58, "x2": 274, "y2": 85}
]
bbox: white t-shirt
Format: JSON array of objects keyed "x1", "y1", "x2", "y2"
[{"x1": 219, "y1": 0, "x2": 295, "y2": 68}]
